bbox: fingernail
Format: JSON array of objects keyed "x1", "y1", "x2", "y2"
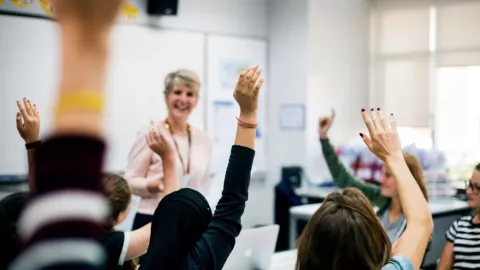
[
  {"x1": 377, "y1": 107, "x2": 380, "y2": 111},
  {"x1": 361, "y1": 108, "x2": 365, "y2": 112},
  {"x1": 359, "y1": 133, "x2": 363, "y2": 138},
  {"x1": 370, "y1": 108, "x2": 374, "y2": 111}
]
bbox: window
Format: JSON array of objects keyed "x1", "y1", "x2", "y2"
[{"x1": 371, "y1": 0, "x2": 480, "y2": 165}]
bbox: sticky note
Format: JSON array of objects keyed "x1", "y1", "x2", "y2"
[
  {"x1": 39, "y1": 0, "x2": 54, "y2": 15},
  {"x1": 121, "y1": 1, "x2": 138, "y2": 20},
  {"x1": 11, "y1": 0, "x2": 34, "y2": 8}
]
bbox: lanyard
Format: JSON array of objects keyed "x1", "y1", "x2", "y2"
[{"x1": 164, "y1": 120, "x2": 191, "y2": 175}]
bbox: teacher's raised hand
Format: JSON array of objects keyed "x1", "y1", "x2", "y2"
[{"x1": 359, "y1": 108, "x2": 402, "y2": 161}]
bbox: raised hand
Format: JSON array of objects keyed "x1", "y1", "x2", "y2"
[
  {"x1": 16, "y1": 98, "x2": 40, "y2": 143},
  {"x1": 234, "y1": 65, "x2": 264, "y2": 118},
  {"x1": 359, "y1": 108, "x2": 402, "y2": 161},
  {"x1": 145, "y1": 121, "x2": 174, "y2": 160},
  {"x1": 318, "y1": 108, "x2": 335, "y2": 140},
  {"x1": 52, "y1": 0, "x2": 122, "y2": 35}
]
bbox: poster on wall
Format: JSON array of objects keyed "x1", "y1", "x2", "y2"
[
  {"x1": 219, "y1": 59, "x2": 251, "y2": 91},
  {"x1": 207, "y1": 35, "x2": 267, "y2": 173}
]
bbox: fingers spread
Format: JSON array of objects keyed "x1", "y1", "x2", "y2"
[
  {"x1": 17, "y1": 100, "x2": 27, "y2": 120},
  {"x1": 24, "y1": 99, "x2": 34, "y2": 117},
  {"x1": 376, "y1": 108, "x2": 387, "y2": 131},
  {"x1": 390, "y1": 113, "x2": 397, "y2": 132},
  {"x1": 361, "y1": 109, "x2": 375, "y2": 136},
  {"x1": 254, "y1": 77, "x2": 264, "y2": 95},
  {"x1": 360, "y1": 133, "x2": 373, "y2": 151},
  {"x1": 248, "y1": 66, "x2": 261, "y2": 91},
  {"x1": 33, "y1": 104, "x2": 39, "y2": 118},
  {"x1": 16, "y1": 112, "x2": 23, "y2": 130}
]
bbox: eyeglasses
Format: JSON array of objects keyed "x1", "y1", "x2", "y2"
[{"x1": 465, "y1": 181, "x2": 480, "y2": 195}]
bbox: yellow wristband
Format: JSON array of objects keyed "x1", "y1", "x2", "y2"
[{"x1": 55, "y1": 91, "x2": 104, "y2": 116}]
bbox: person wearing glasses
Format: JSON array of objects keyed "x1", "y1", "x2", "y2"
[{"x1": 437, "y1": 163, "x2": 480, "y2": 270}]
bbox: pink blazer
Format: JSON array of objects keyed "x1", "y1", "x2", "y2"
[{"x1": 125, "y1": 123, "x2": 212, "y2": 215}]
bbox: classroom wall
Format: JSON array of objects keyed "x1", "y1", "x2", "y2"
[
  {"x1": 266, "y1": 0, "x2": 309, "y2": 185},
  {"x1": 305, "y1": 0, "x2": 371, "y2": 182},
  {"x1": 157, "y1": 0, "x2": 267, "y2": 38}
]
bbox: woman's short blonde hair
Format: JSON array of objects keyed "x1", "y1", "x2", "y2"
[{"x1": 164, "y1": 69, "x2": 201, "y2": 97}]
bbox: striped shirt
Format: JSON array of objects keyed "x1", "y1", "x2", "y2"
[
  {"x1": 8, "y1": 136, "x2": 109, "y2": 270},
  {"x1": 446, "y1": 215, "x2": 480, "y2": 270}
]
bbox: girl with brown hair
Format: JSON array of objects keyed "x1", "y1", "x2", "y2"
[
  {"x1": 318, "y1": 110, "x2": 429, "y2": 245},
  {"x1": 296, "y1": 109, "x2": 433, "y2": 270},
  {"x1": 102, "y1": 122, "x2": 180, "y2": 270}
]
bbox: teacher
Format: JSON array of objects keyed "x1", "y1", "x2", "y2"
[{"x1": 125, "y1": 69, "x2": 212, "y2": 233}]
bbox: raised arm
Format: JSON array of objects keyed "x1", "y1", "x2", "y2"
[
  {"x1": 360, "y1": 108, "x2": 433, "y2": 270},
  {"x1": 9, "y1": 1, "x2": 121, "y2": 270},
  {"x1": 318, "y1": 112, "x2": 381, "y2": 200},
  {"x1": 15, "y1": 99, "x2": 40, "y2": 192},
  {"x1": 124, "y1": 122, "x2": 180, "y2": 261},
  {"x1": 188, "y1": 65, "x2": 264, "y2": 270}
]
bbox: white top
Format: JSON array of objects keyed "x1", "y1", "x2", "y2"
[{"x1": 290, "y1": 198, "x2": 469, "y2": 220}]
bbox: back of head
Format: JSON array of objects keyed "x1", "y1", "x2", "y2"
[
  {"x1": 141, "y1": 188, "x2": 212, "y2": 269},
  {"x1": 403, "y1": 153, "x2": 428, "y2": 201},
  {"x1": 0, "y1": 192, "x2": 30, "y2": 269},
  {"x1": 296, "y1": 188, "x2": 391, "y2": 270},
  {"x1": 102, "y1": 173, "x2": 132, "y2": 232}
]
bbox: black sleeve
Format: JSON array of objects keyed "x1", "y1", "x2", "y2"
[
  {"x1": 103, "y1": 231, "x2": 129, "y2": 268},
  {"x1": 187, "y1": 145, "x2": 255, "y2": 270}
]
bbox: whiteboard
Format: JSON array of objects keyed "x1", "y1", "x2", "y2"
[
  {"x1": 0, "y1": 16, "x2": 206, "y2": 175},
  {"x1": 206, "y1": 35, "x2": 267, "y2": 175}
]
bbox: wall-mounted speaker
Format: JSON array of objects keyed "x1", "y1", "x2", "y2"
[{"x1": 147, "y1": 0, "x2": 179, "y2": 16}]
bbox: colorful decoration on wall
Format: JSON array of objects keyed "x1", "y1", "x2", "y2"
[
  {"x1": 10, "y1": 0, "x2": 34, "y2": 8},
  {"x1": 39, "y1": 0, "x2": 54, "y2": 15},
  {"x1": 121, "y1": 1, "x2": 138, "y2": 20}
]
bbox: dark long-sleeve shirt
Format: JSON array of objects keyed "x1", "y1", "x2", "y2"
[{"x1": 186, "y1": 145, "x2": 255, "y2": 270}]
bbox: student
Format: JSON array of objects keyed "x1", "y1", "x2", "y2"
[
  {"x1": 296, "y1": 109, "x2": 433, "y2": 270},
  {"x1": 102, "y1": 123, "x2": 180, "y2": 270},
  {"x1": 0, "y1": 100, "x2": 40, "y2": 268},
  {"x1": 126, "y1": 69, "x2": 213, "y2": 251},
  {"x1": 9, "y1": 0, "x2": 122, "y2": 269},
  {"x1": 437, "y1": 163, "x2": 480, "y2": 270},
  {"x1": 318, "y1": 110, "x2": 429, "y2": 244}
]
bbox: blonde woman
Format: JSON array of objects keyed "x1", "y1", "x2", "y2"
[{"x1": 125, "y1": 70, "x2": 212, "y2": 251}]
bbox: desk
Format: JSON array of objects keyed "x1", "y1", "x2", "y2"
[
  {"x1": 289, "y1": 199, "x2": 470, "y2": 267},
  {"x1": 295, "y1": 186, "x2": 338, "y2": 201},
  {"x1": 269, "y1": 249, "x2": 297, "y2": 270}
]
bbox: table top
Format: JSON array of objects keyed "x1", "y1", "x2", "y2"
[
  {"x1": 269, "y1": 250, "x2": 297, "y2": 270},
  {"x1": 290, "y1": 198, "x2": 469, "y2": 220}
]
